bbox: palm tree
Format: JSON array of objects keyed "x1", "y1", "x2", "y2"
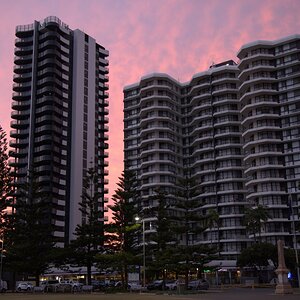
[
  {"x1": 206, "y1": 209, "x2": 219, "y2": 247},
  {"x1": 244, "y1": 205, "x2": 270, "y2": 242}
]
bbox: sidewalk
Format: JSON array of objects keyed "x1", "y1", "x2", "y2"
[{"x1": 180, "y1": 287, "x2": 300, "y2": 299}]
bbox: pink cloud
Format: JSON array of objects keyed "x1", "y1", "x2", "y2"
[{"x1": 0, "y1": 0, "x2": 300, "y2": 217}]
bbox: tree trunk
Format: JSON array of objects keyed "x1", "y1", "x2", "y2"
[
  {"x1": 35, "y1": 272, "x2": 39, "y2": 287},
  {"x1": 124, "y1": 264, "x2": 128, "y2": 287},
  {"x1": 120, "y1": 266, "x2": 125, "y2": 287},
  {"x1": 258, "y1": 225, "x2": 262, "y2": 243},
  {"x1": 217, "y1": 222, "x2": 220, "y2": 257},
  {"x1": 162, "y1": 268, "x2": 166, "y2": 290},
  {"x1": 184, "y1": 267, "x2": 189, "y2": 290},
  {"x1": 185, "y1": 218, "x2": 189, "y2": 290},
  {"x1": 87, "y1": 262, "x2": 92, "y2": 285}
]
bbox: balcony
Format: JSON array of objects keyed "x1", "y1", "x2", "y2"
[
  {"x1": 14, "y1": 45, "x2": 33, "y2": 56},
  {"x1": 13, "y1": 72, "x2": 32, "y2": 83},
  {"x1": 10, "y1": 119, "x2": 29, "y2": 129},
  {"x1": 12, "y1": 81, "x2": 32, "y2": 91},
  {"x1": 13, "y1": 63, "x2": 32, "y2": 74},
  {"x1": 15, "y1": 36, "x2": 33, "y2": 47},
  {"x1": 8, "y1": 158, "x2": 27, "y2": 167},
  {"x1": 11, "y1": 100, "x2": 30, "y2": 110},
  {"x1": 9, "y1": 138, "x2": 29, "y2": 148},
  {"x1": 10, "y1": 128, "x2": 29, "y2": 138},
  {"x1": 11, "y1": 109, "x2": 30, "y2": 119}
]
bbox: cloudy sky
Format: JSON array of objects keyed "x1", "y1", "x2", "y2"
[{"x1": 0, "y1": 0, "x2": 299, "y2": 202}]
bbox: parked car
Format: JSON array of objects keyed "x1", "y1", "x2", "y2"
[
  {"x1": 166, "y1": 279, "x2": 180, "y2": 290},
  {"x1": 147, "y1": 280, "x2": 164, "y2": 290},
  {"x1": 114, "y1": 281, "x2": 131, "y2": 289},
  {"x1": 114, "y1": 281, "x2": 123, "y2": 287},
  {"x1": 40, "y1": 280, "x2": 59, "y2": 292},
  {"x1": 0, "y1": 280, "x2": 7, "y2": 293},
  {"x1": 91, "y1": 280, "x2": 106, "y2": 290},
  {"x1": 128, "y1": 282, "x2": 142, "y2": 291},
  {"x1": 188, "y1": 279, "x2": 209, "y2": 290},
  {"x1": 16, "y1": 282, "x2": 33, "y2": 292},
  {"x1": 106, "y1": 280, "x2": 116, "y2": 287},
  {"x1": 59, "y1": 280, "x2": 83, "y2": 291}
]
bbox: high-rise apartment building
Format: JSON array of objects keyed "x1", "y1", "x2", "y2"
[
  {"x1": 124, "y1": 35, "x2": 300, "y2": 259},
  {"x1": 238, "y1": 35, "x2": 300, "y2": 246},
  {"x1": 10, "y1": 16, "x2": 109, "y2": 247},
  {"x1": 124, "y1": 61, "x2": 248, "y2": 259}
]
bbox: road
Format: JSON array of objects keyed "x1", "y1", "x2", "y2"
[{"x1": 0, "y1": 288, "x2": 299, "y2": 300}]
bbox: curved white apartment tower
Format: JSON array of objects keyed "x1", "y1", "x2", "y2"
[
  {"x1": 124, "y1": 61, "x2": 249, "y2": 260},
  {"x1": 185, "y1": 61, "x2": 248, "y2": 258},
  {"x1": 124, "y1": 74, "x2": 183, "y2": 231},
  {"x1": 10, "y1": 16, "x2": 109, "y2": 247},
  {"x1": 238, "y1": 35, "x2": 300, "y2": 247},
  {"x1": 124, "y1": 35, "x2": 300, "y2": 258}
]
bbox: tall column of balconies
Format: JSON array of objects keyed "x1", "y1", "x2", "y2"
[
  {"x1": 275, "y1": 36, "x2": 300, "y2": 248},
  {"x1": 185, "y1": 62, "x2": 248, "y2": 259},
  {"x1": 10, "y1": 18, "x2": 72, "y2": 244},
  {"x1": 124, "y1": 75, "x2": 182, "y2": 211},
  {"x1": 274, "y1": 35, "x2": 300, "y2": 249},
  {"x1": 35, "y1": 18, "x2": 72, "y2": 243},
  {"x1": 183, "y1": 73, "x2": 215, "y2": 246},
  {"x1": 10, "y1": 24, "x2": 35, "y2": 182},
  {"x1": 95, "y1": 44, "x2": 109, "y2": 224},
  {"x1": 210, "y1": 65, "x2": 248, "y2": 258},
  {"x1": 124, "y1": 75, "x2": 182, "y2": 240},
  {"x1": 124, "y1": 84, "x2": 140, "y2": 176},
  {"x1": 238, "y1": 39, "x2": 293, "y2": 245}
]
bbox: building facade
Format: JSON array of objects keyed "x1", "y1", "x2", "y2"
[
  {"x1": 124, "y1": 35, "x2": 300, "y2": 259},
  {"x1": 238, "y1": 35, "x2": 300, "y2": 247},
  {"x1": 10, "y1": 16, "x2": 109, "y2": 247},
  {"x1": 124, "y1": 62, "x2": 249, "y2": 259}
]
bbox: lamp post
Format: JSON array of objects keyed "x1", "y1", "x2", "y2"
[
  {"x1": 289, "y1": 194, "x2": 300, "y2": 288},
  {"x1": 135, "y1": 216, "x2": 146, "y2": 287}
]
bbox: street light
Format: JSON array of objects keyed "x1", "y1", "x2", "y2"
[{"x1": 135, "y1": 216, "x2": 146, "y2": 287}]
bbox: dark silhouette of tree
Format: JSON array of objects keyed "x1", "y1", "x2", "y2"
[
  {"x1": 206, "y1": 208, "x2": 220, "y2": 247},
  {"x1": 237, "y1": 242, "x2": 296, "y2": 282},
  {"x1": 244, "y1": 205, "x2": 270, "y2": 242},
  {"x1": 237, "y1": 243, "x2": 277, "y2": 269},
  {"x1": 172, "y1": 173, "x2": 209, "y2": 289},
  {"x1": 103, "y1": 170, "x2": 139, "y2": 287},
  {"x1": 145, "y1": 189, "x2": 177, "y2": 288},
  {"x1": 71, "y1": 167, "x2": 104, "y2": 285},
  {"x1": 0, "y1": 126, "x2": 12, "y2": 235},
  {"x1": 0, "y1": 126, "x2": 12, "y2": 286},
  {"x1": 4, "y1": 170, "x2": 55, "y2": 286}
]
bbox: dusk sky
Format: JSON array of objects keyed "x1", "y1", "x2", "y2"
[{"x1": 1, "y1": 0, "x2": 300, "y2": 204}]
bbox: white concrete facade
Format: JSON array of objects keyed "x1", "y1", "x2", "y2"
[{"x1": 124, "y1": 35, "x2": 300, "y2": 259}]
